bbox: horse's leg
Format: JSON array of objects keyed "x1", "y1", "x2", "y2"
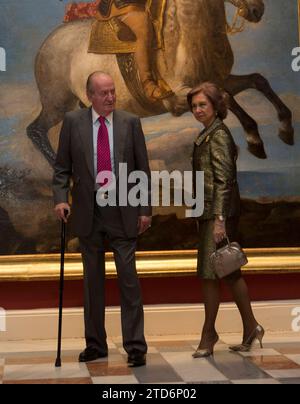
[
  {"x1": 227, "y1": 93, "x2": 267, "y2": 159},
  {"x1": 26, "y1": 95, "x2": 78, "y2": 168},
  {"x1": 224, "y1": 74, "x2": 294, "y2": 145},
  {"x1": 27, "y1": 110, "x2": 59, "y2": 167}
]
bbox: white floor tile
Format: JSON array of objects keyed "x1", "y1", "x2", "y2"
[
  {"x1": 232, "y1": 379, "x2": 281, "y2": 384},
  {"x1": 221, "y1": 332, "x2": 297, "y2": 345},
  {"x1": 3, "y1": 362, "x2": 89, "y2": 381},
  {"x1": 92, "y1": 375, "x2": 138, "y2": 384},
  {"x1": 162, "y1": 352, "x2": 228, "y2": 383},
  {"x1": 265, "y1": 369, "x2": 300, "y2": 379},
  {"x1": 191, "y1": 343, "x2": 228, "y2": 353},
  {"x1": 106, "y1": 353, "x2": 126, "y2": 363},
  {"x1": 145, "y1": 382, "x2": 186, "y2": 384},
  {"x1": 147, "y1": 347, "x2": 159, "y2": 354},
  {"x1": 285, "y1": 354, "x2": 300, "y2": 365},
  {"x1": 239, "y1": 349, "x2": 280, "y2": 357}
]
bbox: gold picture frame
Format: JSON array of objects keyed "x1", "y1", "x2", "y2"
[{"x1": 0, "y1": 247, "x2": 300, "y2": 281}]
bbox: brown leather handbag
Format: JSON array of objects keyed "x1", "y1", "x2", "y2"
[{"x1": 210, "y1": 237, "x2": 248, "y2": 279}]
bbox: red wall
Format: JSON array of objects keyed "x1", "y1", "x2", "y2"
[{"x1": 0, "y1": 274, "x2": 300, "y2": 310}]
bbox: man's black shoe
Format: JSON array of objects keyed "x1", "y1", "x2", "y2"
[
  {"x1": 78, "y1": 347, "x2": 108, "y2": 362},
  {"x1": 127, "y1": 352, "x2": 146, "y2": 367}
]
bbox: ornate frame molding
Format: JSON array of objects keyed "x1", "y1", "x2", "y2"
[{"x1": 0, "y1": 248, "x2": 300, "y2": 281}]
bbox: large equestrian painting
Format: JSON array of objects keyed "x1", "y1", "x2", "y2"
[{"x1": 0, "y1": 0, "x2": 299, "y2": 254}]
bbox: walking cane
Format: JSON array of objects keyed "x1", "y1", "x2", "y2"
[{"x1": 55, "y1": 210, "x2": 67, "y2": 367}]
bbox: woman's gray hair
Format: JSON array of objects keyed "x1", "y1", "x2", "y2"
[{"x1": 187, "y1": 82, "x2": 229, "y2": 120}]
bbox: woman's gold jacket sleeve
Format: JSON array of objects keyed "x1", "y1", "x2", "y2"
[{"x1": 192, "y1": 118, "x2": 240, "y2": 220}]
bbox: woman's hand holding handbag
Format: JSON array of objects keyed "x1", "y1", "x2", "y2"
[
  {"x1": 210, "y1": 236, "x2": 248, "y2": 279},
  {"x1": 213, "y1": 216, "x2": 226, "y2": 244}
]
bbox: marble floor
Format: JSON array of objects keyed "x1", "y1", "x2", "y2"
[{"x1": 1, "y1": 332, "x2": 300, "y2": 384}]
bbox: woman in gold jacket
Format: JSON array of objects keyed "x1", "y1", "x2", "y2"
[{"x1": 188, "y1": 82, "x2": 264, "y2": 358}]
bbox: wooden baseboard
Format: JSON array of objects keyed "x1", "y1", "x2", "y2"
[{"x1": 0, "y1": 300, "x2": 299, "y2": 341}]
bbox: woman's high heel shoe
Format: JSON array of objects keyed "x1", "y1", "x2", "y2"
[
  {"x1": 193, "y1": 334, "x2": 219, "y2": 358},
  {"x1": 229, "y1": 325, "x2": 265, "y2": 352}
]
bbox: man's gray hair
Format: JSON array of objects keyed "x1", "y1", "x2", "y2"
[{"x1": 86, "y1": 71, "x2": 112, "y2": 95}]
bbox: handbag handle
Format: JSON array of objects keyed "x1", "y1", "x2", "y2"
[{"x1": 214, "y1": 235, "x2": 231, "y2": 253}]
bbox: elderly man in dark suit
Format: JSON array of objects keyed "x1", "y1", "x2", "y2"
[{"x1": 53, "y1": 71, "x2": 152, "y2": 367}]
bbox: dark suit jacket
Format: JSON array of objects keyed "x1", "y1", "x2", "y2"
[
  {"x1": 53, "y1": 108, "x2": 152, "y2": 238},
  {"x1": 192, "y1": 118, "x2": 240, "y2": 220}
]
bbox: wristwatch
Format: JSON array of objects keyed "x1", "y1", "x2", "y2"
[{"x1": 216, "y1": 215, "x2": 225, "y2": 221}]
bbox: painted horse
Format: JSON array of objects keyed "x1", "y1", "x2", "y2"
[{"x1": 27, "y1": 0, "x2": 293, "y2": 166}]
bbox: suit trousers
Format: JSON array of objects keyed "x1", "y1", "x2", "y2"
[{"x1": 79, "y1": 202, "x2": 147, "y2": 356}]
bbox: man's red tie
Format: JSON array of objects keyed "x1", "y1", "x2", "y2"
[{"x1": 97, "y1": 116, "x2": 112, "y2": 187}]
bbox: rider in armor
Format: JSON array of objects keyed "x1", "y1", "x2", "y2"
[{"x1": 97, "y1": 0, "x2": 169, "y2": 102}]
